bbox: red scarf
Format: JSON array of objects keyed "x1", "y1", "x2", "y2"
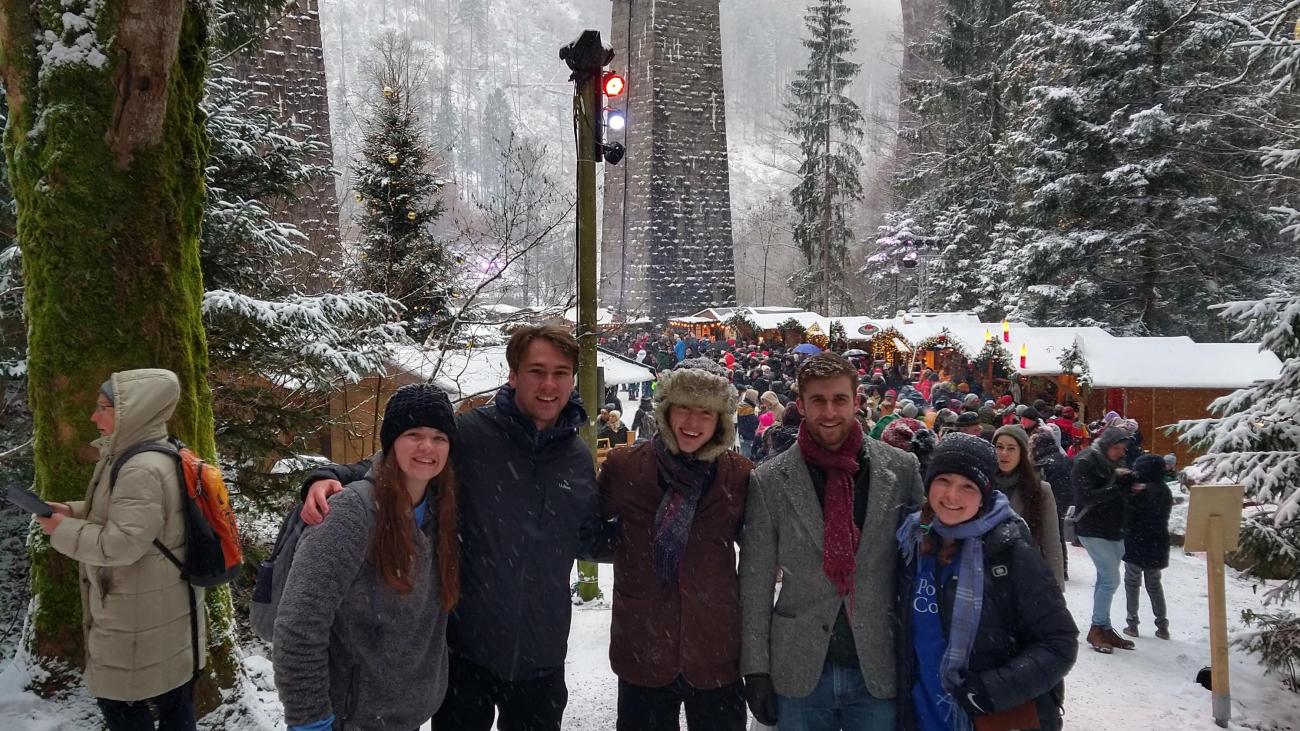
[{"x1": 798, "y1": 422, "x2": 864, "y2": 597}]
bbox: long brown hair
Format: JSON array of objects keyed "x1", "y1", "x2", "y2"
[
  {"x1": 996, "y1": 433, "x2": 1046, "y2": 548},
  {"x1": 369, "y1": 453, "x2": 461, "y2": 611}
]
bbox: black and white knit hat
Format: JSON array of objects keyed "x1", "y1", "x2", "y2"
[
  {"x1": 654, "y1": 357, "x2": 737, "y2": 462},
  {"x1": 380, "y1": 384, "x2": 458, "y2": 454}
]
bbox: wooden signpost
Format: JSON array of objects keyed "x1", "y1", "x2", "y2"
[{"x1": 1184, "y1": 484, "x2": 1245, "y2": 729}]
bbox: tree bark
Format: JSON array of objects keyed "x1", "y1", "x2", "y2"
[{"x1": 0, "y1": 0, "x2": 233, "y2": 708}]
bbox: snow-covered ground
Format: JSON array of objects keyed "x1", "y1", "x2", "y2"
[
  {"x1": 3, "y1": 411, "x2": 1298, "y2": 731},
  {"x1": 3, "y1": 539, "x2": 1298, "y2": 730}
]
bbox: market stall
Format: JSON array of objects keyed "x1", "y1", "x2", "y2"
[{"x1": 1072, "y1": 336, "x2": 1283, "y2": 464}]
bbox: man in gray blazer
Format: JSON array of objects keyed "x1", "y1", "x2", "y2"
[{"x1": 740, "y1": 353, "x2": 923, "y2": 730}]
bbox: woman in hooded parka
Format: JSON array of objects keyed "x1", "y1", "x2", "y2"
[{"x1": 36, "y1": 368, "x2": 204, "y2": 731}]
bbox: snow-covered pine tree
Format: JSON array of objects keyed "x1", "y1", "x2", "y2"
[
  {"x1": 1003, "y1": 0, "x2": 1278, "y2": 337},
  {"x1": 1174, "y1": 294, "x2": 1300, "y2": 682},
  {"x1": 480, "y1": 87, "x2": 515, "y2": 203},
  {"x1": 201, "y1": 65, "x2": 407, "y2": 503},
  {"x1": 1172, "y1": 2, "x2": 1300, "y2": 685},
  {"x1": 886, "y1": 0, "x2": 1282, "y2": 334},
  {"x1": 787, "y1": 0, "x2": 864, "y2": 316},
  {"x1": 352, "y1": 82, "x2": 453, "y2": 343},
  {"x1": 882, "y1": 0, "x2": 1019, "y2": 318},
  {"x1": 1003, "y1": 0, "x2": 1279, "y2": 335}
]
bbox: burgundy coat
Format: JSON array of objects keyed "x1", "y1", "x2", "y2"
[{"x1": 598, "y1": 442, "x2": 753, "y2": 689}]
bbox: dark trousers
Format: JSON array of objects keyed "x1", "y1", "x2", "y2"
[
  {"x1": 97, "y1": 678, "x2": 196, "y2": 731},
  {"x1": 617, "y1": 677, "x2": 746, "y2": 731},
  {"x1": 1124, "y1": 561, "x2": 1168, "y2": 628},
  {"x1": 433, "y1": 654, "x2": 567, "y2": 731}
]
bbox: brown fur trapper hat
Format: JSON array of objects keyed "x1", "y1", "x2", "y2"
[{"x1": 654, "y1": 357, "x2": 737, "y2": 462}]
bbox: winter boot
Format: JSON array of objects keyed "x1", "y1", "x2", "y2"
[
  {"x1": 1155, "y1": 622, "x2": 1170, "y2": 640},
  {"x1": 1087, "y1": 625, "x2": 1115, "y2": 654},
  {"x1": 1123, "y1": 622, "x2": 1139, "y2": 638},
  {"x1": 1102, "y1": 627, "x2": 1136, "y2": 650}
]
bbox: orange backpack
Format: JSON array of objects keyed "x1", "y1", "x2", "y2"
[{"x1": 111, "y1": 437, "x2": 243, "y2": 587}]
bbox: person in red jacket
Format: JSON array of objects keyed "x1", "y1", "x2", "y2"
[
  {"x1": 1050, "y1": 406, "x2": 1082, "y2": 449},
  {"x1": 598, "y1": 357, "x2": 754, "y2": 731}
]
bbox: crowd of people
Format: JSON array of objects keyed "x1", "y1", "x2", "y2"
[{"x1": 41, "y1": 324, "x2": 1179, "y2": 731}]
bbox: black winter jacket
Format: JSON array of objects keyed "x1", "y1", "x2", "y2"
[
  {"x1": 1124, "y1": 480, "x2": 1172, "y2": 570},
  {"x1": 737, "y1": 411, "x2": 759, "y2": 443},
  {"x1": 1035, "y1": 453, "x2": 1075, "y2": 519},
  {"x1": 302, "y1": 386, "x2": 605, "y2": 682},
  {"x1": 897, "y1": 519, "x2": 1078, "y2": 731},
  {"x1": 1071, "y1": 447, "x2": 1127, "y2": 541}
]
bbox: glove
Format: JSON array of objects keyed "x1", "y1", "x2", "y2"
[
  {"x1": 955, "y1": 671, "x2": 994, "y2": 718},
  {"x1": 744, "y1": 673, "x2": 779, "y2": 726}
]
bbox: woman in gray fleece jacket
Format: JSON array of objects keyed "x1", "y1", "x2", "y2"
[{"x1": 274, "y1": 384, "x2": 461, "y2": 731}]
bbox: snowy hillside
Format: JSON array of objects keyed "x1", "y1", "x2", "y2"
[{"x1": 316, "y1": 0, "x2": 902, "y2": 216}]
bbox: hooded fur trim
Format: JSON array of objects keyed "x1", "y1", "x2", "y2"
[{"x1": 654, "y1": 361, "x2": 737, "y2": 462}]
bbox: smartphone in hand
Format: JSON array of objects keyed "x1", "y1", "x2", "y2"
[{"x1": 6, "y1": 486, "x2": 53, "y2": 517}]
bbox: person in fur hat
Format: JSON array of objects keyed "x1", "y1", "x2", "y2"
[{"x1": 598, "y1": 357, "x2": 754, "y2": 730}]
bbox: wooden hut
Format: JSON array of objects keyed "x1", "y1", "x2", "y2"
[
  {"x1": 330, "y1": 344, "x2": 656, "y2": 464},
  {"x1": 1075, "y1": 337, "x2": 1282, "y2": 465}
]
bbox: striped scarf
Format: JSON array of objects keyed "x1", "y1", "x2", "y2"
[{"x1": 897, "y1": 492, "x2": 1015, "y2": 731}]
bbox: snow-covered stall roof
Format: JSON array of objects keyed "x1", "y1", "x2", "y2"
[
  {"x1": 1077, "y1": 336, "x2": 1283, "y2": 389},
  {"x1": 561, "y1": 307, "x2": 619, "y2": 326},
  {"x1": 747, "y1": 310, "x2": 832, "y2": 332},
  {"x1": 686, "y1": 306, "x2": 813, "y2": 323},
  {"x1": 386, "y1": 344, "x2": 656, "y2": 401}
]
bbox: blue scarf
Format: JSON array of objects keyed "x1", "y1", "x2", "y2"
[{"x1": 897, "y1": 492, "x2": 1016, "y2": 731}]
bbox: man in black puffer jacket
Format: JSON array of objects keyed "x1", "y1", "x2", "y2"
[
  {"x1": 1072, "y1": 426, "x2": 1136, "y2": 654},
  {"x1": 298, "y1": 326, "x2": 609, "y2": 731}
]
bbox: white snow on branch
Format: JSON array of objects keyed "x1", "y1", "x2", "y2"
[{"x1": 35, "y1": 0, "x2": 107, "y2": 77}]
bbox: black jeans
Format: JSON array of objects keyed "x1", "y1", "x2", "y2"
[
  {"x1": 617, "y1": 676, "x2": 746, "y2": 731},
  {"x1": 97, "y1": 678, "x2": 196, "y2": 731},
  {"x1": 433, "y1": 654, "x2": 567, "y2": 731}
]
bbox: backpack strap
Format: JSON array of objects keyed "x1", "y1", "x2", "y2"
[
  {"x1": 110, "y1": 441, "x2": 187, "y2": 572},
  {"x1": 110, "y1": 439, "x2": 200, "y2": 678}
]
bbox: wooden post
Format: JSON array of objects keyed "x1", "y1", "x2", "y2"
[
  {"x1": 1186, "y1": 485, "x2": 1243, "y2": 729},
  {"x1": 1207, "y1": 515, "x2": 1231, "y2": 727},
  {"x1": 564, "y1": 30, "x2": 612, "y2": 605}
]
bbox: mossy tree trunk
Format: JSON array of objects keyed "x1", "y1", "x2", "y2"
[{"x1": 0, "y1": 0, "x2": 235, "y2": 706}]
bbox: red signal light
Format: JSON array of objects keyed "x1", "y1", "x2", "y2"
[{"x1": 602, "y1": 72, "x2": 626, "y2": 98}]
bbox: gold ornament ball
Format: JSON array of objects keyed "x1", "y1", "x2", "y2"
[
  {"x1": 406, "y1": 210, "x2": 417, "y2": 220},
  {"x1": 353, "y1": 192, "x2": 363, "y2": 203},
  {"x1": 383, "y1": 86, "x2": 395, "y2": 98},
  {"x1": 387, "y1": 153, "x2": 398, "y2": 164}
]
